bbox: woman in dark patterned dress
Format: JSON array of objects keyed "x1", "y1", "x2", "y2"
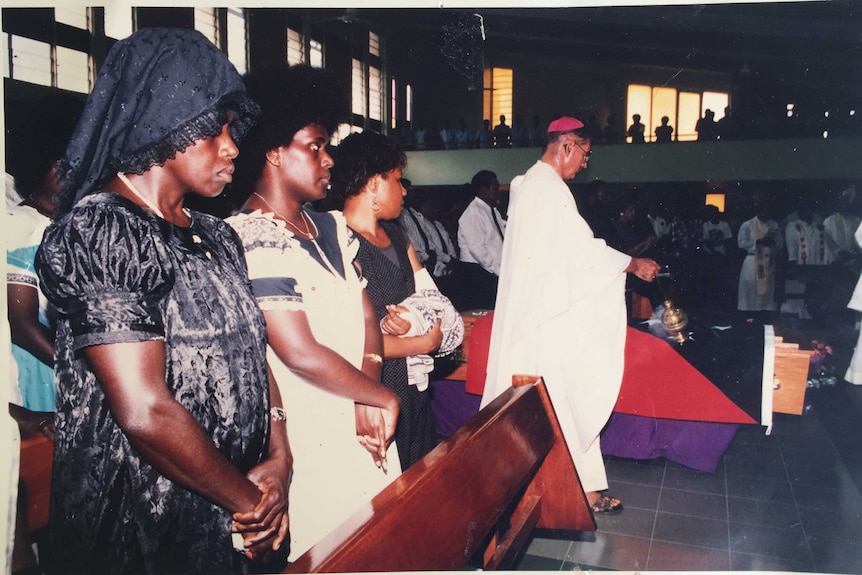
[
  {"x1": 34, "y1": 28, "x2": 291, "y2": 575},
  {"x1": 330, "y1": 131, "x2": 443, "y2": 470}
]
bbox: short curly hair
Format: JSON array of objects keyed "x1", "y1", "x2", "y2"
[
  {"x1": 328, "y1": 131, "x2": 406, "y2": 208},
  {"x1": 232, "y1": 63, "x2": 349, "y2": 201},
  {"x1": 470, "y1": 170, "x2": 498, "y2": 194}
]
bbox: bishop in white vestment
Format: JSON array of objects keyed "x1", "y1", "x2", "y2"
[{"x1": 480, "y1": 117, "x2": 660, "y2": 513}]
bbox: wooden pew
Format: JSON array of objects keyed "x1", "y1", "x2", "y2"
[{"x1": 284, "y1": 375, "x2": 595, "y2": 573}]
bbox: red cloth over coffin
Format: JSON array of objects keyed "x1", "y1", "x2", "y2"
[
  {"x1": 464, "y1": 312, "x2": 494, "y2": 396},
  {"x1": 462, "y1": 316, "x2": 755, "y2": 425},
  {"x1": 614, "y1": 327, "x2": 756, "y2": 424}
]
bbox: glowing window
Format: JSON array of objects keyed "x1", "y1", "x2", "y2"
[
  {"x1": 406, "y1": 84, "x2": 413, "y2": 123},
  {"x1": 352, "y1": 58, "x2": 365, "y2": 117},
  {"x1": 482, "y1": 67, "x2": 513, "y2": 128},
  {"x1": 369, "y1": 65, "x2": 382, "y2": 121},
  {"x1": 2, "y1": 34, "x2": 10, "y2": 79},
  {"x1": 56, "y1": 45, "x2": 90, "y2": 93},
  {"x1": 104, "y1": 4, "x2": 133, "y2": 40},
  {"x1": 369, "y1": 32, "x2": 380, "y2": 57},
  {"x1": 650, "y1": 86, "x2": 677, "y2": 142},
  {"x1": 227, "y1": 8, "x2": 247, "y2": 75},
  {"x1": 287, "y1": 28, "x2": 304, "y2": 65},
  {"x1": 705, "y1": 193, "x2": 726, "y2": 212},
  {"x1": 10, "y1": 35, "x2": 52, "y2": 87},
  {"x1": 702, "y1": 91, "x2": 729, "y2": 121},
  {"x1": 55, "y1": 6, "x2": 88, "y2": 29},
  {"x1": 482, "y1": 68, "x2": 492, "y2": 123},
  {"x1": 627, "y1": 84, "x2": 727, "y2": 142},
  {"x1": 332, "y1": 123, "x2": 356, "y2": 146},
  {"x1": 391, "y1": 77, "x2": 397, "y2": 130},
  {"x1": 195, "y1": 8, "x2": 219, "y2": 47},
  {"x1": 309, "y1": 39, "x2": 323, "y2": 68},
  {"x1": 678, "y1": 92, "x2": 701, "y2": 141},
  {"x1": 626, "y1": 85, "x2": 650, "y2": 143}
]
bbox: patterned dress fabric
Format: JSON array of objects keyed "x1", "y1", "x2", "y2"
[
  {"x1": 36, "y1": 193, "x2": 270, "y2": 575},
  {"x1": 396, "y1": 288, "x2": 464, "y2": 390},
  {"x1": 228, "y1": 209, "x2": 399, "y2": 561},
  {"x1": 352, "y1": 221, "x2": 437, "y2": 469}
]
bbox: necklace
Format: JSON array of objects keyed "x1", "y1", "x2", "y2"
[
  {"x1": 253, "y1": 192, "x2": 315, "y2": 238},
  {"x1": 252, "y1": 193, "x2": 341, "y2": 277},
  {"x1": 117, "y1": 172, "x2": 191, "y2": 224}
]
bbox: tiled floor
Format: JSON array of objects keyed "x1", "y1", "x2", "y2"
[{"x1": 516, "y1": 380, "x2": 862, "y2": 573}]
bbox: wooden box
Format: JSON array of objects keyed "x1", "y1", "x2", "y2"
[{"x1": 772, "y1": 336, "x2": 815, "y2": 416}]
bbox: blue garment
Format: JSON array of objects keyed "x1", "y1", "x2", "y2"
[{"x1": 6, "y1": 204, "x2": 55, "y2": 411}]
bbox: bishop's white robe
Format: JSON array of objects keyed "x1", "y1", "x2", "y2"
[{"x1": 480, "y1": 161, "x2": 631, "y2": 491}]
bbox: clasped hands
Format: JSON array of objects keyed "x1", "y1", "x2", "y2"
[
  {"x1": 355, "y1": 401, "x2": 398, "y2": 472},
  {"x1": 231, "y1": 458, "x2": 291, "y2": 565}
]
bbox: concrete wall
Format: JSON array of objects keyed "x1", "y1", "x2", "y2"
[{"x1": 403, "y1": 137, "x2": 862, "y2": 187}]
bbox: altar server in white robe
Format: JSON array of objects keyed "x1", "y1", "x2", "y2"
[
  {"x1": 844, "y1": 220, "x2": 862, "y2": 385},
  {"x1": 737, "y1": 193, "x2": 783, "y2": 314},
  {"x1": 480, "y1": 117, "x2": 660, "y2": 514}
]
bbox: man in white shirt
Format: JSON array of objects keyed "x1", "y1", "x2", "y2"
[
  {"x1": 412, "y1": 193, "x2": 460, "y2": 301},
  {"x1": 397, "y1": 181, "x2": 436, "y2": 270},
  {"x1": 456, "y1": 170, "x2": 505, "y2": 309},
  {"x1": 648, "y1": 205, "x2": 670, "y2": 240},
  {"x1": 417, "y1": 195, "x2": 458, "y2": 280},
  {"x1": 702, "y1": 205, "x2": 733, "y2": 256},
  {"x1": 398, "y1": 183, "x2": 459, "y2": 279}
]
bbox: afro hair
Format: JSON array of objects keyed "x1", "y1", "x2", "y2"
[
  {"x1": 9, "y1": 93, "x2": 85, "y2": 199},
  {"x1": 231, "y1": 63, "x2": 349, "y2": 202}
]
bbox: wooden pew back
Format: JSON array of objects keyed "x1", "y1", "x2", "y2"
[{"x1": 284, "y1": 375, "x2": 595, "y2": 573}]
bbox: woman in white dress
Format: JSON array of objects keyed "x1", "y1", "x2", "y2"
[{"x1": 228, "y1": 64, "x2": 400, "y2": 561}]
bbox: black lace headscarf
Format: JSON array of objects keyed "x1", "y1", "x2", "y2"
[{"x1": 55, "y1": 27, "x2": 259, "y2": 215}]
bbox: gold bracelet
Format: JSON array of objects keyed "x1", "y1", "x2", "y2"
[
  {"x1": 270, "y1": 407, "x2": 287, "y2": 422},
  {"x1": 364, "y1": 353, "x2": 383, "y2": 365}
]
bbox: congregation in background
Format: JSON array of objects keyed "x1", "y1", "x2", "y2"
[{"x1": 6, "y1": 25, "x2": 862, "y2": 575}]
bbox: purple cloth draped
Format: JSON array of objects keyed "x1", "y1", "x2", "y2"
[
  {"x1": 430, "y1": 379, "x2": 482, "y2": 437},
  {"x1": 431, "y1": 377, "x2": 741, "y2": 473},
  {"x1": 431, "y1": 379, "x2": 739, "y2": 472},
  {"x1": 601, "y1": 412, "x2": 738, "y2": 472}
]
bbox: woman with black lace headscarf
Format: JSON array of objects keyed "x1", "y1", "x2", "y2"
[{"x1": 35, "y1": 28, "x2": 290, "y2": 575}]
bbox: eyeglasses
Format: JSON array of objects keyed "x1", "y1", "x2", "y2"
[{"x1": 570, "y1": 141, "x2": 593, "y2": 163}]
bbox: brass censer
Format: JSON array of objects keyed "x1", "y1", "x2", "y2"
[{"x1": 660, "y1": 299, "x2": 689, "y2": 344}]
